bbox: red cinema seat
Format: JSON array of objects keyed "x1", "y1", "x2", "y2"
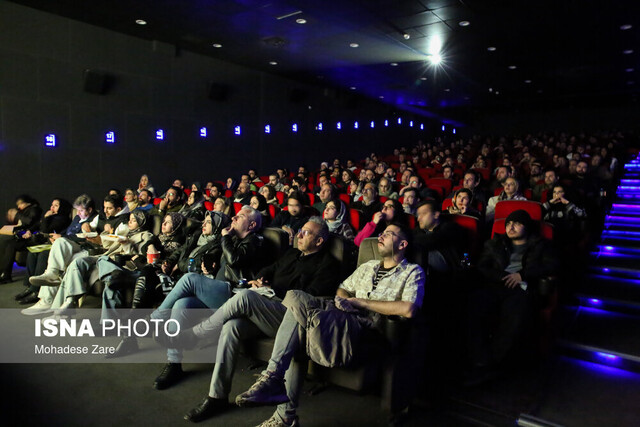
[
  {"x1": 494, "y1": 200, "x2": 543, "y2": 221},
  {"x1": 339, "y1": 193, "x2": 351, "y2": 206},
  {"x1": 442, "y1": 198, "x2": 453, "y2": 211},
  {"x1": 233, "y1": 202, "x2": 243, "y2": 214},
  {"x1": 427, "y1": 178, "x2": 453, "y2": 195},
  {"x1": 276, "y1": 191, "x2": 285, "y2": 205},
  {"x1": 204, "y1": 201, "x2": 214, "y2": 211},
  {"x1": 349, "y1": 209, "x2": 362, "y2": 231}
]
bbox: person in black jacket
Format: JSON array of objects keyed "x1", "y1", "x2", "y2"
[
  {"x1": 150, "y1": 206, "x2": 267, "y2": 389},
  {"x1": 161, "y1": 216, "x2": 340, "y2": 422},
  {"x1": 270, "y1": 191, "x2": 310, "y2": 245},
  {"x1": 467, "y1": 210, "x2": 559, "y2": 376},
  {"x1": 0, "y1": 194, "x2": 43, "y2": 283},
  {"x1": 13, "y1": 198, "x2": 72, "y2": 301}
]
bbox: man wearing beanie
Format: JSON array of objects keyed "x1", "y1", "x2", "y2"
[{"x1": 467, "y1": 209, "x2": 558, "y2": 382}]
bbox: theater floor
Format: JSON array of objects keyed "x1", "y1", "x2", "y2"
[{"x1": 1, "y1": 266, "x2": 639, "y2": 427}]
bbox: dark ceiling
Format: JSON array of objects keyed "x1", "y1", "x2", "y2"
[{"x1": 7, "y1": 0, "x2": 640, "y2": 119}]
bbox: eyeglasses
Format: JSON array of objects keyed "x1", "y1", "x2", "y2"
[
  {"x1": 378, "y1": 231, "x2": 399, "y2": 239},
  {"x1": 297, "y1": 229, "x2": 316, "y2": 238}
]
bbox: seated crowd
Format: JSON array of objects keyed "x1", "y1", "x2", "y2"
[{"x1": 0, "y1": 130, "x2": 624, "y2": 426}]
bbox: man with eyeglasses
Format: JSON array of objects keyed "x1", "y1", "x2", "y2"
[
  {"x1": 150, "y1": 205, "x2": 267, "y2": 390},
  {"x1": 169, "y1": 217, "x2": 340, "y2": 423},
  {"x1": 234, "y1": 223, "x2": 424, "y2": 427}
]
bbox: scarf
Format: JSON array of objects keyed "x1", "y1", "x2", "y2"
[{"x1": 326, "y1": 201, "x2": 347, "y2": 233}]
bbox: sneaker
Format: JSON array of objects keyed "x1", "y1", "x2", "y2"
[
  {"x1": 29, "y1": 271, "x2": 62, "y2": 287},
  {"x1": 184, "y1": 397, "x2": 229, "y2": 422},
  {"x1": 53, "y1": 297, "x2": 78, "y2": 316},
  {"x1": 21, "y1": 299, "x2": 53, "y2": 316},
  {"x1": 256, "y1": 412, "x2": 299, "y2": 427},
  {"x1": 235, "y1": 372, "x2": 289, "y2": 407},
  {"x1": 153, "y1": 363, "x2": 185, "y2": 390}
]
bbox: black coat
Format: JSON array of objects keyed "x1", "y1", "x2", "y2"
[
  {"x1": 216, "y1": 232, "x2": 267, "y2": 285},
  {"x1": 477, "y1": 233, "x2": 558, "y2": 292}
]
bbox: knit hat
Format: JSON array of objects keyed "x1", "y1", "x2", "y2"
[{"x1": 505, "y1": 209, "x2": 532, "y2": 231}]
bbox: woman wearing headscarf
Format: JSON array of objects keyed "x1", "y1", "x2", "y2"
[
  {"x1": 180, "y1": 190, "x2": 206, "y2": 222},
  {"x1": 137, "y1": 174, "x2": 155, "y2": 196},
  {"x1": 323, "y1": 199, "x2": 355, "y2": 242},
  {"x1": 123, "y1": 188, "x2": 139, "y2": 214},
  {"x1": 485, "y1": 177, "x2": 527, "y2": 223},
  {"x1": 0, "y1": 194, "x2": 43, "y2": 283},
  {"x1": 250, "y1": 193, "x2": 271, "y2": 227},
  {"x1": 354, "y1": 198, "x2": 407, "y2": 246}
]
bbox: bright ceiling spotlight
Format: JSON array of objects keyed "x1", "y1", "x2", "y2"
[{"x1": 427, "y1": 35, "x2": 443, "y2": 65}]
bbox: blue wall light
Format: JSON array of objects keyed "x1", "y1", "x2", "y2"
[
  {"x1": 354, "y1": 121, "x2": 359, "y2": 129},
  {"x1": 234, "y1": 126, "x2": 241, "y2": 136},
  {"x1": 45, "y1": 134, "x2": 56, "y2": 147},
  {"x1": 200, "y1": 127, "x2": 207, "y2": 137},
  {"x1": 384, "y1": 120, "x2": 389, "y2": 127},
  {"x1": 397, "y1": 118, "x2": 402, "y2": 125},
  {"x1": 409, "y1": 120, "x2": 413, "y2": 127},
  {"x1": 370, "y1": 121, "x2": 375, "y2": 128},
  {"x1": 155, "y1": 129, "x2": 164, "y2": 140},
  {"x1": 337, "y1": 122, "x2": 342, "y2": 130},
  {"x1": 292, "y1": 124, "x2": 298, "y2": 133},
  {"x1": 264, "y1": 125, "x2": 271, "y2": 134},
  {"x1": 105, "y1": 131, "x2": 115, "y2": 143},
  {"x1": 316, "y1": 123, "x2": 323, "y2": 131},
  {"x1": 441, "y1": 125, "x2": 445, "y2": 131}
]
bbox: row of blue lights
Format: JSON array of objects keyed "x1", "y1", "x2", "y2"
[{"x1": 43, "y1": 119, "x2": 455, "y2": 147}]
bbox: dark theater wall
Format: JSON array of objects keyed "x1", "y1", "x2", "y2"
[{"x1": 0, "y1": 2, "x2": 430, "y2": 214}]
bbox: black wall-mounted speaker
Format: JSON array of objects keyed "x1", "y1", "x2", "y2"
[{"x1": 83, "y1": 69, "x2": 111, "y2": 95}]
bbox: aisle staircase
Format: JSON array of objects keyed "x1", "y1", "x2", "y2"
[{"x1": 558, "y1": 153, "x2": 640, "y2": 372}]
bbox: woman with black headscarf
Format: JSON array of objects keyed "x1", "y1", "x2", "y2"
[
  {"x1": 250, "y1": 193, "x2": 271, "y2": 227},
  {"x1": 180, "y1": 190, "x2": 206, "y2": 222}
]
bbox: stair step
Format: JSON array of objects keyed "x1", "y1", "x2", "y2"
[
  {"x1": 579, "y1": 274, "x2": 640, "y2": 303},
  {"x1": 557, "y1": 306, "x2": 640, "y2": 372},
  {"x1": 588, "y1": 265, "x2": 640, "y2": 279},
  {"x1": 574, "y1": 294, "x2": 640, "y2": 316}
]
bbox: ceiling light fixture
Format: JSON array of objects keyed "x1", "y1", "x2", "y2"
[
  {"x1": 621, "y1": 24, "x2": 633, "y2": 30},
  {"x1": 444, "y1": 88, "x2": 450, "y2": 92},
  {"x1": 295, "y1": 18, "x2": 307, "y2": 24},
  {"x1": 628, "y1": 81, "x2": 636, "y2": 85},
  {"x1": 350, "y1": 86, "x2": 356, "y2": 90},
  {"x1": 420, "y1": 77, "x2": 427, "y2": 81},
  {"x1": 350, "y1": 43, "x2": 359, "y2": 48},
  {"x1": 524, "y1": 79, "x2": 532, "y2": 83},
  {"x1": 487, "y1": 46, "x2": 497, "y2": 51},
  {"x1": 623, "y1": 49, "x2": 634, "y2": 54},
  {"x1": 390, "y1": 62, "x2": 398, "y2": 66},
  {"x1": 269, "y1": 61, "x2": 278, "y2": 65},
  {"x1": 403, "y1": 33, "x2": 410, "y2": 40},
  {"x1": 459, "y1": 21, "x2": 470, "y2": 27},
  {"x1": 135, "y1": 19, "x2": 147, "y2": 25},
  {"x1": 627, "y1": 68, "x2": 635, "y2": 72},
  {"x1": 212, "y1": 43, "x2": 222, "y2": 48},
  {"x1": 508, "y1": 65, "x2": 517, "y2": 70},
  {"x1": 379, "y1": 95, "x2": 384, "y2": 99}
]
